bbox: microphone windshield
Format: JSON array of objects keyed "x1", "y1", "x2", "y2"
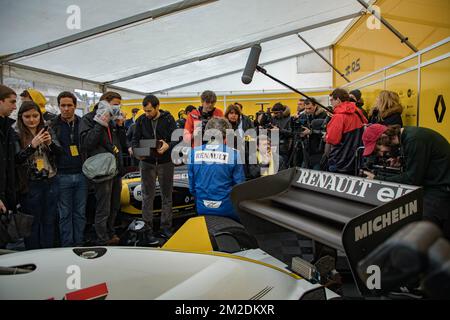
[{"x1": 241, "y1": 44, "x2": 262, "y2": 84}]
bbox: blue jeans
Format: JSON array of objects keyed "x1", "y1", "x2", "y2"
[
  {"x1": 57, "y1": 173, "x2": 88, "y2": 247},
  {"x1": 21, "y1": 178, "x2": 58, "y2": 250}
]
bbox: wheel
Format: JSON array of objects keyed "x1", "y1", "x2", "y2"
[{"x1": 203, "y1": 215, "x2": 258, "y2": 253}]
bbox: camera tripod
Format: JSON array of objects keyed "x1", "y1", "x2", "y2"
[{"x1": 288, "y1": 132, "x2": 310, "y2": 169}]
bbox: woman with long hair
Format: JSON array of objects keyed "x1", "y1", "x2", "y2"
[
  {"x1": 369, "y1": 90, "x2": 404, "y2": 127},
  {"x1": 225, "y1": 103, "x2": 254, "y2": 135},
  {"x1": 15, "y1": 101, "x2": 61, "y2": 249}
]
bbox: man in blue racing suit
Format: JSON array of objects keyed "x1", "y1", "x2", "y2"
[{"x1": 188, "y1": 117, "x2": 245, "y2": 221}]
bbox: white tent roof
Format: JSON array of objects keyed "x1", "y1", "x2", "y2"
[{"x1": 1, "y1": 0, "x2": 364, "y2": 95}]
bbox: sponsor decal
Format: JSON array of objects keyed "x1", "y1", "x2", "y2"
[
  {"x1": 133, "y1": 184, "x2": 143, "y2": 202},
  {"x1": 64, "y1": 283, "x2": 108, "y2": 300},
  {"x1": 195, "y1": 151, "x2": 229, "y2": 164},
  {"x1": 297, "y1": 170, "x2": 372, "y2": 198},
  {"x1": 296, "y1": 169, "x2": 414, "y2": 203},
  {"x1": 354, "y1": 200, "x2": 418, "y2": 241},
  {"x1": 203, "y1": 200, "x2": 222, "y2": 209}
]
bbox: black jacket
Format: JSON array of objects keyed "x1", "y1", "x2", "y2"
[
  {"x1": 0, "y1": 117, "x2": 17, "y2": 210},
  {"x1": 271, "y1": 115, "x2": 292, "y2": 155},
  {"x1": 369, "y1": 110, "x2": 403, "y2": 127},
  {"x1": 131, "y1": 110, "x2": 177, "y2": 164},
  {"x1": 15, "y1": 127, "x2": 62, "y2": 194},
  {"x1": 381, "y1": 112, "x2": 403, "y2": 127},
  {"x1": 234, "y1": 115, "x2": 254, "y2": 132},
  {"x1": 326, "y1": 101, "x2": 367, "y2": 174},
  {"x1": 126, "y1": 123, "x2": 136, "y2": 148},
  {"x1": 381, "y1": 127, "x2": 450, "y2": 197},
  {"x1": 79, "y1": 110, "x2": 127, "y2": 174},
  {"x1": 49, "y1": 115, "x2": 83, "y2": 174},
  {"x1": 298, "y1": 109, "x2": 328, "y2": 156}
]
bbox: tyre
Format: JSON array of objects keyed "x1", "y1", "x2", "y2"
[{"x1": 203, "y1": 215, "x2": 258, "y2": 253}]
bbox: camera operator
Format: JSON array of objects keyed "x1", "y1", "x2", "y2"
[
  {"x1": 254, "y1": 108, "x2": 272, "y2": 130},
  {"x1": 184, "y1": 90, "x2": 223, "y2": 147},
  {"x1": 270, "y1": 103, "x2": 292, "y2": 170},
  {"x1": 297, "y1": 98, "x2": 328, "y2": 169},
  {"x1": 361, "y1": 124, "x2": 450, "y2": 239}
]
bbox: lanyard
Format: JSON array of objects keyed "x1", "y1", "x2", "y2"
[
  {"x1": 68, "y1": 121, "x2": 76, "y2": 144},
  {"x1": 107, "y1": 126, "x2": 112, "y2": 143}
]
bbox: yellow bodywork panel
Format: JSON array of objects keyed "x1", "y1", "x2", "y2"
[{"x1": 163, "y1": 216, "x2": 213, "y2": 252}]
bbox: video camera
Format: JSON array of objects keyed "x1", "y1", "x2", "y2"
[
  {"x1": 291, "y1": 116, "x2": 328, "y2": 138},
  {"x1": 357, "y1": 151, "x2": 405, "y2": 179},
  {"x1": 255, "y1": 108, "x2": 274, "y2": 129},
  {"x1": 254, "y1": 103, "x2": 273, "y2": 129},
  {"x1": 291, "y1": 116, "x2": 308, "y2": 133}
]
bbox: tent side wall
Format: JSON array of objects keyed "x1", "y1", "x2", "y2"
[{"x1": 333, "y1": 0, "x2": 450, "y2": 142}]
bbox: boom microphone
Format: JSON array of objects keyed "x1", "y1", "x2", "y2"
[{"x1": 241, "y1": 44, "x2": 262, "y2": 84}]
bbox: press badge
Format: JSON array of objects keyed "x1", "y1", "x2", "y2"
[
  {"x1": 70, "y1": 145, "x2": 79, "y2": 157},
  {"x1": 35, "y1": 157, "x2": 45, "y2": 171}
]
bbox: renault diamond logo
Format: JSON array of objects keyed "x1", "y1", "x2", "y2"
[{"x1": 434, "y1": 95, "x2": 446, "y2": 123}]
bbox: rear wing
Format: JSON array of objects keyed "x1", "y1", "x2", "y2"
[{"x1": 231, "y1": 168, "x2": 423, "y2": 294}]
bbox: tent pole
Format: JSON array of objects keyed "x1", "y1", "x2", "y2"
[
  {"x1": 296, "y1": 34, "x2": 350, "y2": 83},
  {"x1": 106, "y1": 12, "x2": 363, "y2": 85},
  {"x1": 357, "y1": 0, "x2": 418, "y2": 53}
]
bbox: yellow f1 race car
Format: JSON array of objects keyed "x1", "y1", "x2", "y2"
[{"x1": 120, "y1": 165, "x2": 195, "y2": 219}]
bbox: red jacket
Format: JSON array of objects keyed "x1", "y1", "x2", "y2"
[
  {"x1": 326, "y1": 101, "x2": 367, "y2": 145},
  {"x1": 325, "y1": 101, "x2": 367, "y2": 173},
  {"x1": 183, "y1": 108, "x2": 224, "y2": 147}
]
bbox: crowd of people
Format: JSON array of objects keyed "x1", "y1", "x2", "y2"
[{"x1": 1, "y1": 84, "x2": 449, "y2": 250}]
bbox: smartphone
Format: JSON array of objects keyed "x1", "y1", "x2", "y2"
[{"x1": 43, "y1": 125, "x2": 49, "y2": 132}]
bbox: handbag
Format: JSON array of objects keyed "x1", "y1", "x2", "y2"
[
  {"x1": 0, "y1": 210, "x2": 34, "y2": 246},
  {"x1": 82, "y1": 152, "x2": 118, "y2": 182}
]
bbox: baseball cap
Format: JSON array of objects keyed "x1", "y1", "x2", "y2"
[{"x1": 362, "y1": 124, "x2": 388, "y2": 156}]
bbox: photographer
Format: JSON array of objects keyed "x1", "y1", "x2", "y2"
[
  {"x1": 297, "y1": 98, "x2": 327, "y2": 169},
  {"x1": 184, "y1": 90, "x2": 223, "y2": 147},
  {"x1": 79, "y1": 91, "x2": 127, "y2": 246},
  {"x1": 361, "y1": 124, "x2": 450, "y2": 239},
  {"x1": 270, "y1": 103, "x2": 292, "y2": 169},
  {"x1": 15, "y1": 101, "x2": 62, "y2": 249}
]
